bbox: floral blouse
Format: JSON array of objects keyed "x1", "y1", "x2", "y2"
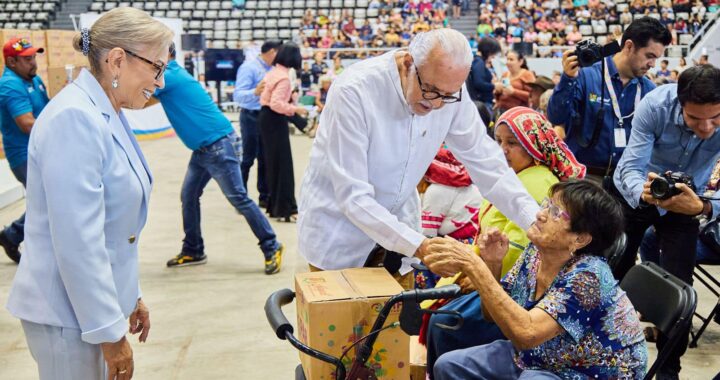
[{"x1": 500, "y1": 245, "x2": 648, "y2": 379}]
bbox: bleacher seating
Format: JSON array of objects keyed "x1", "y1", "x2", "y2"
[
  {"x1": 0, "y1": 0, "x2": 60, "y2": 30},
  {"x1": 46, "y1": 0, "x2": 708, "y2": 51}
]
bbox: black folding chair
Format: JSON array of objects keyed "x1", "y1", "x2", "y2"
[
  {"x1": 689, "y1": 260, "x2": 720, "y2": 348},
  {"x1": 620, "y1": 261, "x2": 697, "y2": 380},
  {"x1": 603, "y1": 232, "x2": 627, "y2": 270}
]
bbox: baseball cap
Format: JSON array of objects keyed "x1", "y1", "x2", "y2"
[
  {"x1": 528, "y1": 76, "x2": 555, "y2": 92},
  {"x1": 3, "y1": 37, "x2": 45, "y2": 58}
]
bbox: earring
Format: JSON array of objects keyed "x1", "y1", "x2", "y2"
[{"x1": 112, "y1": 78, "x2": 119, "y2": 89}]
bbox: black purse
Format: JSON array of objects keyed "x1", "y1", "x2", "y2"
[
  {"x1": 287, "y1": 113, "x2": 308, "y2": 132},
  {"x1": 700, "y1": 217, "x2": 720, "y2": 255}
]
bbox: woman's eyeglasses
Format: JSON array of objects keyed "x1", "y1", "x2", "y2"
[
  {"x1": 540, "y1": 198, "x2": 571, "y2": 221},
  {"x1": 414, "y1": 65, "x2": 462, "y2": 104},
  {"x1": 125, "y1": 49, "x2": 166, "y2": 80}
]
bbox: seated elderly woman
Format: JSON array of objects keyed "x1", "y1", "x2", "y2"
[
  {"x1": 425, "y1": 107, "x2": 585, "y2": 374},
  {"x1": 423, "y1": 180, "x2": 647, "y2": 379}
]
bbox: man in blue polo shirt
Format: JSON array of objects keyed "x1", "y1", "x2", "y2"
[
  {"x1": 233, "y1": 40, "x2": 280, "y2": 209},
  {"x1": 0, "y1": 37, "x2": 48, "y2": 263},
  {"x1": 155, "y1": 45, "x2": 284, "y2": 274},
  {"x1": 547, "y1": 17, "x2": 671, "y2": 182}
]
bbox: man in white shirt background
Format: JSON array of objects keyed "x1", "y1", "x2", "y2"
[{"x1": 297, "y1": 28, "x2": 540, "y2": 284}]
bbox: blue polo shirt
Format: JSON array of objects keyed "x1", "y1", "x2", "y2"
[
  {"x1": 547, "y1": 57, "x2": 656, "y2": 168},
  {"x1": 155, "y1": 60, "x2": 233, "y2": 151},
  {"x1": 0, "y1": 67, "x2": 49, "y2": 168}
]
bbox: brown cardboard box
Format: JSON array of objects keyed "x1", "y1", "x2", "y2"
[
  {"x1": 295, "y1": 268, "x2": 410, "y2": 380},
  {"x1": 47, "y1": 65, "x2": 86, "y2": 98}
]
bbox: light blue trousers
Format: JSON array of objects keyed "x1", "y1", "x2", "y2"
[
  {"x1": 434, "y1": 340, "x2": 562, "y2": 380},
  {"x1": 21, "y1": 320, "x2": 108, "y2": 380}
]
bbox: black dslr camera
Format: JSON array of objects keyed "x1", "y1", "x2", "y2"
[
  {"x1": 574, "y1": 40, "x2": 622, "y2": 67},
  {"x1": 650, "y1": 172, "x2": 696, "y2": 200}
]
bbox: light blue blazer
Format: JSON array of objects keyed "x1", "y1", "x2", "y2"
[{"x1": 6, "y1": 69, "x2": 153, "y2": 345}]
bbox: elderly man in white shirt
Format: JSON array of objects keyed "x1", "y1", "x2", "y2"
[{"x1": 298, "y1": 28, "x2": 540, "y2": 275}]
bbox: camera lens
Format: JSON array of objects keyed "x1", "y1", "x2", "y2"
[{"x1": 650, "y1": 178, "x2": 670, "y2": 200}]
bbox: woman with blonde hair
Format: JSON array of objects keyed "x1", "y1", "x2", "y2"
[{"x1": 6, "y1": 7, "x2": 173, "y2": 380}]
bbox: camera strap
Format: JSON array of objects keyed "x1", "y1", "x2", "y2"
[{"x1": 603, "y1": 63, "x2": 641, "y2": 130}]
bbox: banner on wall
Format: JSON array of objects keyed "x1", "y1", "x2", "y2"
[{"x1": 79, "y1": 13, "x2": 183, "y2": 139}]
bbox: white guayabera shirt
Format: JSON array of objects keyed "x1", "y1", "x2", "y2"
[{"x1": 298, "y1": 50, "x2": 540, "y2": 270}]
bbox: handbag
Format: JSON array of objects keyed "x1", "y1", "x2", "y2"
[
  {"x1": 700, "y1": 217, "x2": 720, "y2": 255},
  {"x1": 287, "y1": 112, "x2": 308, "y2": 132}
]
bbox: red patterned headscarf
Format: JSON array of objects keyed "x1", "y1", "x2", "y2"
[
  {"x1": 496, "y1": 107, "x2": 586, "y2": 181},
  {"x1": 424, "y1": 147, "x2": 473, "y2": 187}
]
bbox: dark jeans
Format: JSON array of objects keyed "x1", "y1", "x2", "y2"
[
  {"x1": 608, "y1": 181, "x2": 698, "y2": 375},
  {"x1": 427, "y1": 292, "x2": 506, "y2": 379},
  {"x1": 3, "y1": 163, "x2": 27, "y2": 245},
  {"x1": 641, "y1": 228, "x2": 720, "y2": 265},
  {"x1": 180, "y1": 131, "x2": 279, "y2": 259},
  {"x1": 239, "y1": 109, "x2": 269, "y2": 203}
]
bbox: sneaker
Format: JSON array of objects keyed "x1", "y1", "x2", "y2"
[
  {"x1": 166, "y1": 253, "x2": 207, "y2": 267},
  {"x1": 0, "y1": 230, "x2": 20, "y2": 264},
  {"x1": 265, "y1": 244, "x2": 284, "y2": 275}
]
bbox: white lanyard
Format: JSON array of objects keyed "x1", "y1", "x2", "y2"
[{"x1": 604, "y1": 60, "x2": 641, "y2": 128}]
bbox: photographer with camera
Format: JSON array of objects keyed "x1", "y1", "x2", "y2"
[
  {"x1": 547, "y1": 17, "x2": 671, "y2": 182},
  {"x1": 610, "y1": 65, "x2": 720, "y2": 380}
]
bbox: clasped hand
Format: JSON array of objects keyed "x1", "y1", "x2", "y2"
[{"x1": 421, "y1": 228, "x2": 509, "y2": 278}]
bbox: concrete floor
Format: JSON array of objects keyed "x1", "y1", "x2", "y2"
[{"x1": 1, "y1": 120, "x2": 720, "y2": 379}]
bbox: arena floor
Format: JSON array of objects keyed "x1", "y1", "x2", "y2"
[{"x1": 1, "y1": 116, "x2": 719, "y2": 379}]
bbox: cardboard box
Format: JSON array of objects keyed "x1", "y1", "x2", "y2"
[
  {"x1": 46, "y1": 65, "x2": 86, "y2": 98},
  {"x1": 409, "y1": 336, "x2": 427, "y2": 380},
  {"x1": 295, "y1": 268, "x2": 409, "y2": 380}
]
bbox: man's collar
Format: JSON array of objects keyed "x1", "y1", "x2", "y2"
[
  {"x1": 2, "y1": 66, "x2": 30, "y2": 83},
  {"x1": 606, "y1": 56, "x2": 640, "y2": 86},
  {"x1": 257, "y1": 55, "x2": 271, "y2": 69}
]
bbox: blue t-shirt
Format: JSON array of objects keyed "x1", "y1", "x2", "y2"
[
  {"x1": 501, "y1": 246, "x2": 647, "y2": 379},
  {"x1": 154, "y1": 60, "x2": 233, "y2": 151},
  {"x1": 0, "y1": 68, "x2": 49, "y2": 168}
]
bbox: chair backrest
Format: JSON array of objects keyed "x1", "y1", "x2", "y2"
[
  {"x1": 620, "y1": 261, "x2": 697, "y2": 380},
  {"x1": 602, "y1": 232, "x2": 626, "y2": 271}
]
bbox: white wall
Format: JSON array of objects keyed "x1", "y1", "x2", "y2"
[{"x1": 0, "y1": 161, "x2": 23, "y2": 210}]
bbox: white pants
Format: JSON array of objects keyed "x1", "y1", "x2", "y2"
[{"x1": 21, "y1": 320, "x2": 108, "y2": 380}]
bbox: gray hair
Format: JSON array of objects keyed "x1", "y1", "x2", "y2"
[{"x1": 408, "y1": 29, "x2": 473, "y2": 69}]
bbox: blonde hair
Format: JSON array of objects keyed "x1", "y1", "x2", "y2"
[{"x1": 73, "y1": 8, "x2": 174, "y2": 75}]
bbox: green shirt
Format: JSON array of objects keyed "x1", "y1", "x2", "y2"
[{"x1": 478, "y1": 165, "x2": 558, "y2": 275}]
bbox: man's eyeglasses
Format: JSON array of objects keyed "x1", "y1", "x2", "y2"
[
  {"x1": 125, "y1": 49, "x2": 166, "y2": 80},
  {"x1": 414, "y1": 65, "x2": 462, "y2": 104},
  {"x1": 540, "y1": 198, "x2": 571, "y2": 221}
]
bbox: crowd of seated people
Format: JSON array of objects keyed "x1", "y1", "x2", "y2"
[
  {"x1": 296, "y1": 0, "x2": 450, "y2": 58},
  {"x1": 289, "y1": 0, "x2": 715, "y2": 59},
  {"x1": 468, "y1": 0, "x2": 716, "y2": 57}
]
